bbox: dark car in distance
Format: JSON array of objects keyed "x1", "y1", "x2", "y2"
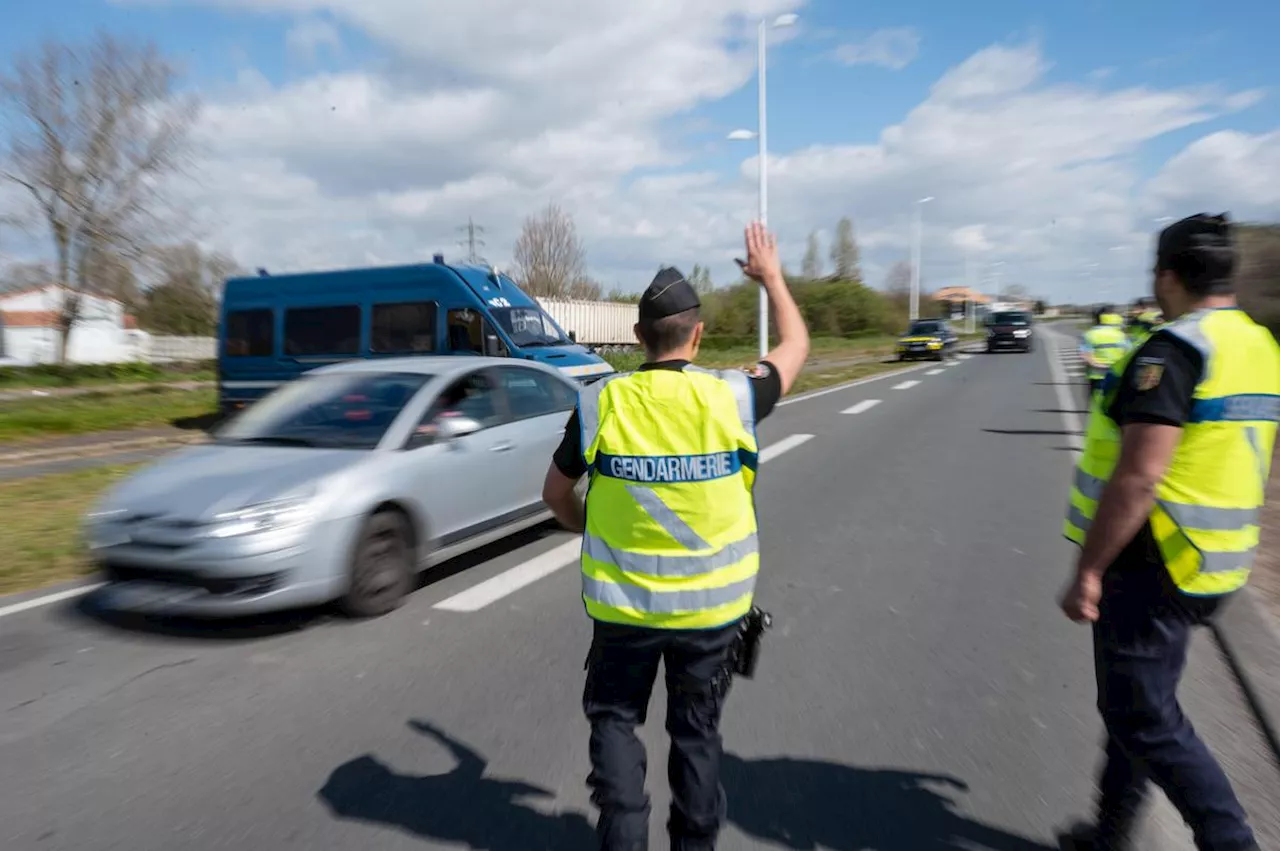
[{"x1": 986, "y1": 310, "x2": 1034, "y2": 353}]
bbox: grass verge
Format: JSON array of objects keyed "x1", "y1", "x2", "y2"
[
  {"x1": 0, "y1": 387, "x2": 217, "y2": 444},
  {"x1": 0, "y1": 463, "x2": 141, "y2": 595},
  {"x1": 0, "y1": 363, "x2": 216, "y2": 390}
]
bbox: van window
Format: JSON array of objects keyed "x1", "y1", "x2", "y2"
[
  {"x1": 446, "y1": 308, "x2": 508, "y2": 357},
  {"x1": 284, "y1": 305, "x2": 361, "y2": 356},
  {"x1": 225, "y1": 309, "x2": 274, "y2": 357},
  {"x1": 372, "y1": 301, "x2": 437, "y2": 354}
]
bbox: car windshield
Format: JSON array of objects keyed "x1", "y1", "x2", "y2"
[
  {"x1": 217, "y1": 371, "x2": 432, "y2": 450},
  {"x1": 992, "y1": 312, "x2": 1030, "y2": 326},
  {"x1": 490, "y1": 306, "x2": 570, "y2": 348},
  {"x1": 907, "y1": 321, "x2": 943, "y2": 336}
]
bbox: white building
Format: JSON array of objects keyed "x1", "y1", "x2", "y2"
[{"x1": 0, "y1": 286, "x2": 136, "y2": 364}]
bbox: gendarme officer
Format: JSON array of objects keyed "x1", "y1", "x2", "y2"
[
  {"x1": 1058, "y1": 213, "x2": 1278, "y2": 851},
  {"x1": 542, "y1": 222, "x2": 810, "y2": 851}
]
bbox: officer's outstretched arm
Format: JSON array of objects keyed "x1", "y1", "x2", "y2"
[
  {"x1": 738, "y1": 222, "x2": 810, "y2": 395},
  {"x1": 542, "y1": 464, "x2": 585, "y2": 533}
]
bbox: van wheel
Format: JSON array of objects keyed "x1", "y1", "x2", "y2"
[{"x1": 341, "y1": 510, "x2": 414, "y2": 618}]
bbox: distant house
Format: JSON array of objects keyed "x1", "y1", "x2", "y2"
[
  {"x1": 932, "y1": 286, "x2": 994, "y2": 318},
  {"x1": 0, "y1": 286, "x2": 137, "y2": 364}
]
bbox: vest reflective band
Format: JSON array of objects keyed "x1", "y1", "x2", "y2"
[
  {"x1": 578, "y1": 365, "x2": 759, "y2": 629},
  {"x1": 1065, "y1": 308, "x2": 1280, "y2": 596},
  {"x1": 1083, "y1": 325, "x2": 1131, "y2": 380}
]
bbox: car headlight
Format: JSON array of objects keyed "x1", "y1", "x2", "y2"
[
  {"x1": 207, "y1": 496, "x2": 313, "y2": 539},
  {"x1": 1013, "y1": 329, "x2": 1030, "y2": 338},
  {"x1": 928, "y1": 340, "x2": 942, "y2": 348}
]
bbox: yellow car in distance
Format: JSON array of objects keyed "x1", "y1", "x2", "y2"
[{"x1": 896, "y1": 318, "x2": 957, "y2": 362}]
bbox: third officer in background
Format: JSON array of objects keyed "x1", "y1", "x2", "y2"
[
  {"x1": 1080, "y1": 307, "x2": 1131, "y2": 397},
  {"x1": 541, "y1": 222, "x2": 809, "y2": 851},
  {"x1": 1058, "y1": 213, "x2": 1278, "y2": 851}
]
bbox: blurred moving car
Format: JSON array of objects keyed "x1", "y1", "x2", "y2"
[
  {"x1": 84, "y1": 357, "x2": 581, "y2": 618},
  {"x1": 985, "y1": 309, "x2": 1035, "y2": 353},
  {"x1": 896, "y1": 318, "x2": 958, "y2": 361}
]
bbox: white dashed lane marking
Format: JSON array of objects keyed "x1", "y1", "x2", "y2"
[
  {"x1": 841, "y1": 399, "x2": 881, "y2": 415},
  {"x1": 892, "y1": 380, "x2": 921, "y2": 390},
  {"x1": 925, "y1": 369, "x2": 944, "y2": 376}
]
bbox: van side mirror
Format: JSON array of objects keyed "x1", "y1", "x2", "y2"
[{"x1": 483, "y1": 333, "x2": 507, "y2": 357}]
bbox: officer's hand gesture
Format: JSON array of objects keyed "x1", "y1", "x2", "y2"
[{"x1": 738, "y1": 222, "x2": 783, "y2": 284}]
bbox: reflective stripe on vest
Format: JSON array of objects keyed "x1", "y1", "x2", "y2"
[
  {"x1": 1064, "y1": 308, "x2": 1280, "y2": 595},
  {"x1": 578, "y1": 365, "x2": 759, "y2": 629}
]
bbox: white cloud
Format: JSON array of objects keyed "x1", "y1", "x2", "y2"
[
  {"x1": 832, "y1": 27, "x2": 920, "y2": 71},
  {"x1": 1146, "y1": 130, "x2": 1280, "y2": 220},
  {"x1": 22, "y1": 5, "x2": 1279, "y2": 303},
  {"x1": 285, "y1": 17, "x2": 342, "y2": 62}
]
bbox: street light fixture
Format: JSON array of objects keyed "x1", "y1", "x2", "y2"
[
  {"x1": 727, "y1": 11, "x2": 798, "y2": 358},
  {"x1": 909, "y1": 196, "x2": 934, "y2": 321}
]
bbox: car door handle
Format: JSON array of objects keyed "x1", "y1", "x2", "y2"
[{"x1": 490, "y1": 441, "x2": 515, "y2": 452}]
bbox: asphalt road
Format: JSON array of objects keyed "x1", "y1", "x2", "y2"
[{"x1": 1, "y1": 327, "x2": 1277, "y2": 851}]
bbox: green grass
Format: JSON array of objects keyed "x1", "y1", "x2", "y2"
[
  {"x1": 0, "y1": 362, "x2": 215, "y2": 390},
  {"x1": 0, "y1": 387, "x2": 217, "y2": 443},
  {"x1": 0, "y1": 463, "x2": 142, "y2": 595}
]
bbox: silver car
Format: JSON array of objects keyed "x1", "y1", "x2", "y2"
[{"x1": 84, "y1": 357, "x2": 581, "y2": 618}]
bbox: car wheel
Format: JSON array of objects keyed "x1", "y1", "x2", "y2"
[{"x1": 341, "y1": 509, "x2": 414, "y2": 618}]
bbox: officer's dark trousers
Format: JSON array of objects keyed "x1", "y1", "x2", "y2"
[
  {"x1": 1091, "y1": 561, "x2": 1256, "y2": 851},
  {"x1": 583, "y1": 619, "x2": 739, "y2": 851}
]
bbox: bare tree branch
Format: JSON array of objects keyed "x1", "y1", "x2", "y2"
[
  {"x1": 512, "y1": 202, "x2": 598, "y2": 299},
  {"x1": 0, "y1": 32, "x2": 198, "y2": 360}
]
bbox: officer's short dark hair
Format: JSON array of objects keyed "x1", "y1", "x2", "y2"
[
  {"x1": 638, "y1": 307, "x2": 701, "y2": 353},
  {"x1": 1156, "y1": 213, "x2": 1236, "y2": 296}
]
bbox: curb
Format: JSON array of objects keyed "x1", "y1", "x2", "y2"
[
  {"x1": 1211, "y1": 588, "x2": 1280, "y2": 763},
  {"x1": 0, "y1": 433, "x2": 209, "y2": 467}
]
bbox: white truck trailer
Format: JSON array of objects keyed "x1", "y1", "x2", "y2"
[{"x1": 536, "y1": 298, "x2": 638, "y2": 348}]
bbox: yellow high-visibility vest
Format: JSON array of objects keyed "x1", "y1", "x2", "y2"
[
  {"x1": 577, "y1": 365, "x2": 759, "y2": 629},
  {"x1": 1082, "y1": 325, "x2": 1131, "y2": 381},
  {"x1": 1065, "y1": 308, "x2": 1280, "y2": 595}
]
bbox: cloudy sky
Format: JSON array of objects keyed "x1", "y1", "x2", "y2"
[{"x1": 2, "y1": 0, "x2": 1278, "y2": 304}]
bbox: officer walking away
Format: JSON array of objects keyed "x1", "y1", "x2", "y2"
[
  {"x1": 541, "y1": 221, "x2": 810, "y2": 851},
  {"x1": 1080, "y1": 307, "x2": 1131, "y2": 397},
  {"x1": 1058, "y1": 213, "x2": 1279, "y2": 851}
]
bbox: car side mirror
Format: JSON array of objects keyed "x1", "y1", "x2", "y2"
[
  {"x1": 568, "y1": 330, "x2": 577, "y2": 343},
  {"x1": 483, "y1": 333, "x2": 506, "y2": 357},
  {"x1": 436, "y1": 415, "x2": 483, "y2": 441}
]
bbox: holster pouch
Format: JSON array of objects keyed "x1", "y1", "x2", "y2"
[{"x1": 730, "y1": 606, "x2": 772, "y2": 679}]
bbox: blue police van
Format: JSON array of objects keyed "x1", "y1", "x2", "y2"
[{"x1": 217, "y1": 254, "x2": 615, "y2": 415}]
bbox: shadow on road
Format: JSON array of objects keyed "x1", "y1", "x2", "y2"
[
  {"x1": 67, "y1": 521, "x2": 566, "y2": 641},
  {"x1": 722, "y1": 753, "x2": 1057, "y2": 851},
  {"x1": 1031, "y1": 408, "x2": 1089, "y2": 416},
  {"x1": 318, "y1": 719, "x2": 595, "y2": 851},
  {"x1": 170, "y1": 412, "x2": 224, "y2": 432},
  {"x1": 983, "y1": 428, "x2": 1082, "y2": 437}
]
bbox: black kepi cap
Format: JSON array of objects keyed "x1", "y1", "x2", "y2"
[{"x1": 639, "y1": 267, "x2": 700, "y2": 321}]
